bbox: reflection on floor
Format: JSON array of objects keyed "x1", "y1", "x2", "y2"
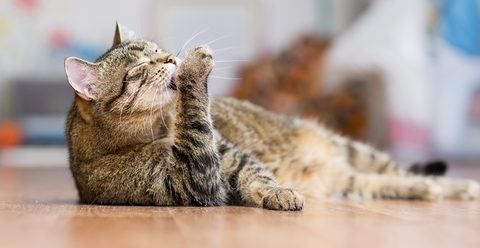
[{"x1": 0, "y1": 165, "x2": 479, "y2": 248}]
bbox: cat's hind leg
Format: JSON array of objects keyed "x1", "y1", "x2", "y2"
[
  {"x1": 346, "y1": 141, "x2": 479, "y2": 199},
  {"x1": 292, "y1": 120, "x2": 409, "y2": 177},
  {"x1": 342, "y1": 173, "x2": 444, "y2": 200},
  {"x1": 217, "y1": 134, "x2": 305, "y2": 211},
  {"x1": 344, "y1": 140, "x2": 479, "y2": 199},
  {"x1": 288, "y1": 120, "x2": 479, "y2": 200},
  {"x1": 269, "y1": 154, "x2": 443, "y2": 201},
  {"x1": 434, "y1": 177, "x2": 480, "y2": 200}
]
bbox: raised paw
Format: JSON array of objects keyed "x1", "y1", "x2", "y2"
[
  {"x1": 261, "y1": 188, "x2": 305, "y2": 211},
  {"x1": 176, "y1": 45, "x2": 214, "y2": 81}
]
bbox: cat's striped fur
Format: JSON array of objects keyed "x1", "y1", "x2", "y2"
[{"x1": 64, "y1": 23, "x2": 479, "y2": 211}]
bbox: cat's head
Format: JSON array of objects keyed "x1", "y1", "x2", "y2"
[{"x1": 65, "y1": 23, "x2": 179, "y2": 141}]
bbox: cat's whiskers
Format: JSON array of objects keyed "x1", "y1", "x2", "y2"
[
  {"x1": 146, "y1": 28, "x2": 156, "y2": 44},
  {"x1": 156, "y1": 36, "x2": 175, "y2": 44},
  {"x1": 128, "y1": 72, "x2": 168, "y2": 119},
  {"x1": 212, "y1": 66, "x2": 235, "y2": 71},
  {"x1": 162, "y1": 79, "x2": 177, "y2": 107},
  {"x1": 211, "y1": 47, "x2": 239, "y2": 56},
  {"x1": 165, "y1": 90, "x2": 177, "y2": 107},
  {"x1": 104, "y1": 101, "x2": 124, "y2": 115},
  {"x1": 209, "y1": 75, "x2": 242, "y2": 80},
  {"x1": 149, "y1": 88, "x2": 158, "y2": 141},
  {"x1": 203, "y1": 34, "x2": 234, "y2": 47},
  {"x1": 118, "y1": 83, "x2": 147, "y2": 121},
  {"x1": 103, "y1": 79, "x2": 143, "y2": 114},
  {"x1": 176, "y1": 27, "x2": 210, "y2": 57},
  {"x1": 122, "y1": 80, "x2": 143, "y2": 83},
  {"x1": 214, "y1": 60, "x2": 251, "y2": 63},
  {"x1": 159, "y1": 90, "x2": 171, "y2": 135},
  {"x1": 129, "y1": 82, "x2": 156, "y2": 117}
]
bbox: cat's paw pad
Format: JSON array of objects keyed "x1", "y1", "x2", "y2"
[
  {"x1": 194, "y1": 45, "x2": 214, "y2": 60},
  {"x1": 261, "y1": 188, "x2": 305, "y2": 211},
  {"x1": 410, "y1": 179, "x2": 443, "y2": 201},
  {"x1": 177, "y1": 46, "x2": 214, "y2": 79},
  {"x1": 459, "y1": 180, "x2": 480, "y2": 200},
  {"x1": 191, "y1": 45, "x2": 215, "y2": 70}
]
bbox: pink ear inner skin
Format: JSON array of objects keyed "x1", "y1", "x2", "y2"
[{"x1": 66, "y1": 59, "x2": 93, "y2": 101}]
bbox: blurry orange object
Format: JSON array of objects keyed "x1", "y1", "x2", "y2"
[{"x1": 0, "y1": 120, "x2": 24, "y2": 147}]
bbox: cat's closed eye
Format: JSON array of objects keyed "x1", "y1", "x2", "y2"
[
  {"x1": 134, "y1": 58, "x2": 153, "y2": 67},
  {"x1": 139, "y1": 61, "x2": 153, "y2": 66}
]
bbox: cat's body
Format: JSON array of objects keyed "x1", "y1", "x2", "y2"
[{"x1": 65, "y1": 24, "x2": 479, "y2": 211}]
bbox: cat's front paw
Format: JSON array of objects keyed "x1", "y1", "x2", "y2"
[
  {"x1": 261, "y1": 188, "x2": 305, "y2": 211},
  {"x1": 176, "y1": 46, "x2": 214, "y2": 81}
]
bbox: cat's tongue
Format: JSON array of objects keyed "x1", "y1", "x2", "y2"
[{"x1": 168, "y1": 75, "x2": 177, "y2": 91}]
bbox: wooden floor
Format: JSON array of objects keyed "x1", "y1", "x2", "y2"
[{"x1": 1, "y1": 166, "x2": 480, "y2": 248}]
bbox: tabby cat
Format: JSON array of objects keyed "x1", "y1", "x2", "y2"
[{"x1": 64, "y1": 23, "x2": 479, "y2": 211}]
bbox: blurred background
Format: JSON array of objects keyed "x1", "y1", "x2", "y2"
[{"x1": 0, "y1": 0, "x2": 480, "y2": 168}]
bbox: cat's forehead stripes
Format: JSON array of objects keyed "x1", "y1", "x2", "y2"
[
  {"x1": 123, "y1": 41, "x2": 157, "y2": 55},
  {"x1": 96, "y1": 40, "x2": 160, "y2": 66},
  {"x1": 128, "y1": 44, "x2": 147, "y2": 51},
  {"x1": 120, "y1": 41, "x2": 171, "y2": 61}
]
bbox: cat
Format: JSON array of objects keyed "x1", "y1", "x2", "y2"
[{"x1": 64, "y1": 23, "x2": 479, "y2": 211}]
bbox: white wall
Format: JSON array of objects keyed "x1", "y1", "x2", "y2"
[{"x1": 0, "y1": 0, "x2": 367, "y2": 117}]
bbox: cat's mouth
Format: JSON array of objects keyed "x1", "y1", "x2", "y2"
[{"x1": 168, "y1": 75, "x2": 177, "y2": 91}]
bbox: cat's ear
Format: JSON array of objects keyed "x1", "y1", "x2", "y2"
[
  {"x1": 64, "y1": 57, "x2": 101, "y2": 101},
  {"x1": 112, "y1": 22, "x2": 137, "y2": 47},
  {"x1": 113, "y1": 22, "x2": 123, "y2": 47}
]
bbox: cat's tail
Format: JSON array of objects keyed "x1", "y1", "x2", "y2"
[{"x1": 408, "y1": 161, "x2": 448, "y2": 176}]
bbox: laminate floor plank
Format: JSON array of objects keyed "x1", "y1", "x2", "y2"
[{"x1": 1, "y1": 166, "x2": 480, "y2": 248}]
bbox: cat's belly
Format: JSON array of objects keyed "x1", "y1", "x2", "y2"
[
  {"x1": 211, "y1": 97, "x2": 296, "y2": 159},
  {"x1": 210, "y1": 97, "x2": 351, "y2": 198},
  {"x1": 210, "y1": 97, "x2": 345, "y2": 164}
]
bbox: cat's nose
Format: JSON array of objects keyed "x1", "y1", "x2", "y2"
[{"x1": 165, "y1": 54, "x2": 176, "y2": 65}]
